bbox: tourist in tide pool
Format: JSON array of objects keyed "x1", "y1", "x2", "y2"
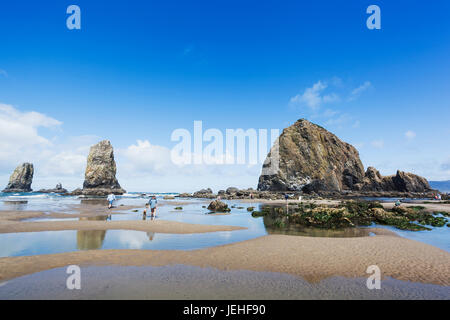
[
  {"x1": 107, "y1": 193, "x2": 116, "y2": 209},
  {"x1": 144, "y1": 196, "x2": 158, "y2": 218}
]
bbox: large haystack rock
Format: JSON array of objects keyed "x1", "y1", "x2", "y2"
[
  {"x1": 257, "y1": 119, "x2": 432, "y2": 194},
  {"x1": 258, "y1": 119, "x2": 365, "y2": 192},
  {"x1": 2, "y1": 163, "x2": 34, "y2": 193},
  {"x1": 81, "y1": 140, "x2": 125, "y2": 195}
]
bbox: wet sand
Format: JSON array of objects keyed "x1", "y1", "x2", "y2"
[
  {"x1": 0, "y1": 219, "x2": 246, "y2": 234},
  {"x1": 1, "y1": 265, "x2": 448, "y2": 300},
  {"x1": 0, "y1": 200, "x2": 245, "y2": 235},
  {"x1": 1, "y1": 232, "x2": 449, "y2": 285},
  {"x1": 241, "y1": 198, "x2": 450, "y2": 213},
  {"x1": 382, "y1": 202, "x2": 450, "y2": 213}
]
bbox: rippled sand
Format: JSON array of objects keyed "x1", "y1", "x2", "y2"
[
  {"x1": 1, "y1": 232, "x2": 449, "y2": 286},
  {"x1": 1, "y1": 265, "x2": 448, "y2": 300}
]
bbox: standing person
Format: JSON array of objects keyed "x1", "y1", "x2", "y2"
[
  {"x1": 149, "y1": 196, "x2": 158, "y2": 217},
  {"x1": 107, "y1": 193, "x2": 116, "y2": 209}
]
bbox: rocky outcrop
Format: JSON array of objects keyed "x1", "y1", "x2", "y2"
[
  {"x1": 2, "y1": 163, "x2": 34, "y2": 193},
  {"x1": 359, "y1": 167, "x2": 431, "y2": 192},
  {"x1": 207, "y1": 200, "x2": 230, "y2": 212},
  {"x1": 38, "y1": 183, "x2": 68, "y2": 194},
  {"x1": 258, "y1": 119, "x2": 365, "y2": 192},
  {"x1": 176, "y1": 193, "x2": 192, "y2": 198},
  {"x1": 257, "y1": 119, "x2": 433, "y2": 194},
  {"x1": 226, "y1": 187, "x2": 239, "y2": 194},
  {"x1": 80, "y1": 140, "x2": 125, "y2": 196},
  {"x1": 192, "y1": 188, "x2": 215, "y2": 198}
]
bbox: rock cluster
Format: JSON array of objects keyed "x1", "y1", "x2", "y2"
[
  {"x1": 192, "y1": 188, "x2": 214, "y2": 198},
  {"x1": 257, "y1": 119, "x2": 433, "y2": 194},
  {"x1": 38, "y1": 183, "x2": 68, "y2": 194},
  {"x1": 2, "y1": 163, "x2": 34, "y2": 193},
  {"x1": 361, "y1": 167, "x2": 431, "y2": 192}
]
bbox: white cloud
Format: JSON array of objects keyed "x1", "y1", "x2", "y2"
[
  {"x1": 41, "y1": 151, "x2": 86, "y2": 177},
  {"x1": 371, "y1": 140, "x2": 384, "y2": 149},
  {"x1": 290, "y1": 79, "x2": 371, "y2": 110},
  {"x1": 290, "y1": 81, "x2": 340, "y2": 109},
  {"x1": 0, "y1": 103, "x2": 62, "y2": 168},
  {"x1": 405, "y1": 130, "x2": 416, "y2": 140},
  {"x1": 349, "y1": 81, "x2": 372, "y2": 101},
  {"x1": 0, "y1": 69, "x2": 7, "y2": 77},
  {"x1": 119, "y1": 140, "x2": 173, "y2": 176}
]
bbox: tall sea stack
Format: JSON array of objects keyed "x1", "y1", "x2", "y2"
[
  {"x1": 2, "y1": 163, "x2": 34, "y2": 193},
  {"x1": 257, "y1": 119, "x2": 432, "y2": 194},
  {"x1": 80, "y1": 140, "x2": 126, "y2": 196}
]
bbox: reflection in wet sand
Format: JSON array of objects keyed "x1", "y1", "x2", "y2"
[
  {"x1": 2, "y1": 201, "x2": 28, "y2": 211},
  {"x1": 80, "y1": 199, "x2": 109, "y2": 206},
  {"x1": 262, "y1": 215, "x2": 371, "y2": 237},
  {"x1": 76, "y1": 216, "x2": 107, "y2": 250}
]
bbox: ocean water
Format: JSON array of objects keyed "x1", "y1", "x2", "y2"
[{"x1": 0, "y1": 193, "x2": 449, "y2": 257}]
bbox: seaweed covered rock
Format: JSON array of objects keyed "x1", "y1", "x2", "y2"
[
  {"x1": 207, "y1": 200, "x2": 230, "y2": 212},
  {"x1": 252, "y1": 201, "x2": 445, "y2": 231},
  {"x1": 2, "y1": 163, "x2": 34, "y2": 193}
]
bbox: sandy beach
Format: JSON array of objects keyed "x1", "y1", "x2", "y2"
[
  {"x1": 0, "y1": 218, "x2": 246, "y2": 234},
  {"x1": 2, "y1": 265, "x2": 448, "y2": 300},
  {"x1": 1, "y1": 231, "x2": 449, "y2": 285}
]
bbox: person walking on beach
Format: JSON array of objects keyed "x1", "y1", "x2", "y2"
[
  {"x1": 148, "y1": 196, "x2": 158, "y2": 218},
  {"x1": 107, "y1": 193, "x2": 116, "y2": 209}
]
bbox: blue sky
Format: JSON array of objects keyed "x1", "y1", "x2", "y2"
[{"x1": 0, "y1": 0, "x2": 449, "y2": 192}]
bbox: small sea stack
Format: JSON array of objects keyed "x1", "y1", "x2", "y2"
[
  {"x1": 72, "y1": 140, "x2": 126, "y2": 196},
  {"x1": 38, "y1": 183, "x2": 68, "y2": 194},
  {"x1": 2, "y1": 163, "x2": 34, "y2": 193}
]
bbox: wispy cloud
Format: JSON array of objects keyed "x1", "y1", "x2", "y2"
[
  {"x1": 349, "y1": 81, "x2": 372, "y2": 101},
  {"x1": 290, "y1": 80, "x2": 340, "y2": 109},
  {"x1": 371, "y1": 139, "x2": 384, "y2": 149},
  {"x1": 0, "y1": 69, "x2": 7, "y2": 77},
  {"x1": 405, "y1": 130, "x2": 416, "y2": 140},
  {"x1": 352, "y1": 120, "x2": 361, "y2": 128},
  {"x1": 183, "y1": 44, "x2": 195, "y2": 56}
]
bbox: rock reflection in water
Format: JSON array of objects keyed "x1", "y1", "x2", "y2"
[
  {"x1": 262, "y1": 215, "x2": 370, "y2": 238},
  {"x1": 76, "y1": 216, "x2": 108, "y2": 250},
  {"x1": 80, "y1": 199, "x2": 109, "y2": 206},
  {"x1": 2, "y1": 200, "x2": 28, "y2": 210}
]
